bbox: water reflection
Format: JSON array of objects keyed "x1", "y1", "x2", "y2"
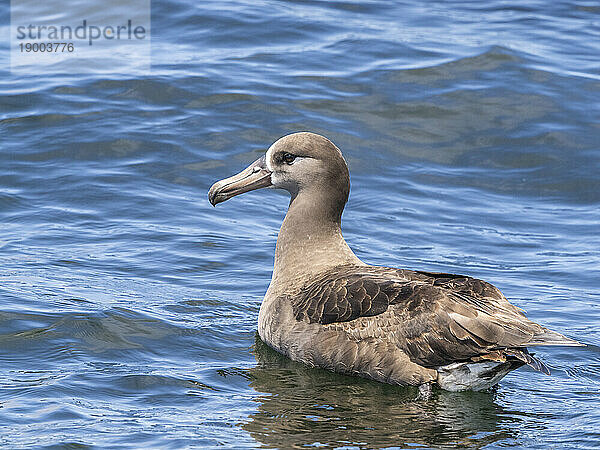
[{"x1": 244, "y1": 335, "x2": 518, "y2": 448}]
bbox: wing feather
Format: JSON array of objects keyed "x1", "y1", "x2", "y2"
[{"x1": 290, "y1": 264, "x2": 582, "y2": 368}]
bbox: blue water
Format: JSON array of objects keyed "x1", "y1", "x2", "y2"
[{"x1": 1, "y1": 0, "x2": 600, "y2": 448}]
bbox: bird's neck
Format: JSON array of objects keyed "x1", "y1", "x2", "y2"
[{"x1": 270, "y1": 188, "x2": 363, "y2": 289}]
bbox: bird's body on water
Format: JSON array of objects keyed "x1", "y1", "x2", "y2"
[{"x1": 208, "y1": 132, "x2": 583, "y2": 391}]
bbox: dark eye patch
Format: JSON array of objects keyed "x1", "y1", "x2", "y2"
[{"x1": 277, "y1": 152, "x2": 297, "y2": 165}]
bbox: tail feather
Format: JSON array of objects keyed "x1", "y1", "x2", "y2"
[{"x1": 505, "y1": 349, "x2": 550, "y2": 375}]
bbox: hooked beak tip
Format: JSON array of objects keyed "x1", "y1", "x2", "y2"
[{"x1": 207, "y1": 184, "x2": 224, "y2": 206}]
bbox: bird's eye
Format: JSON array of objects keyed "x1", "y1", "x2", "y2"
[{"x1": 282, "y1": 152, "x2": 296, "y2": 164}]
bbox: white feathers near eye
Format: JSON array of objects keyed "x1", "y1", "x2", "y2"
[
  {"x1": 268, "y1": 155, "x2": 307, "y2": 196},
  {"x1": 265, "y1": 146, "x2": 275, "y2": 172}
]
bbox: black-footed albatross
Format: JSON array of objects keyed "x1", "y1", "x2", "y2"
[{"x1": 208, "y1": 132, "x2": 584, "y2": 391}]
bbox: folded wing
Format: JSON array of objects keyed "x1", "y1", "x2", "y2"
[{"x1": 291, "y1": 265, "x2": 583, "y2": 369}]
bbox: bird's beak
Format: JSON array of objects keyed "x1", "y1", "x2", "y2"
[{"x1": 208, "y1": 155, "x2": 272, "y2": 206}]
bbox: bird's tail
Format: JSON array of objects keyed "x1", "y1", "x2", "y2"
[{"x1": 505, "y1": 348, "x2": 550, "y2": 375}]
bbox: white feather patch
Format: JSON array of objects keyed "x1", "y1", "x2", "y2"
[{"x1": 437, "y1": 361, "x2": 514, "y2": 392}]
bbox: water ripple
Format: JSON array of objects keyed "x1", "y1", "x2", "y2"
[{"x1": 1, "y1": 0, "x2": 599, "y2": 447}]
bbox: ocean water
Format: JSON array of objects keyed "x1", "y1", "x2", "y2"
[{"x1": 1, "y1": 0, "x2": 600, "y2": 448}]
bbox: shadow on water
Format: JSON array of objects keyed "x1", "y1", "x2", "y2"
[{"x1": 243, "y1": 335, "x2": 518, "y2": 449}]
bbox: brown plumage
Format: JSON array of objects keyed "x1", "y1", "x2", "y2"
[
  {"x1": 208, "y1": 132, "x2": 584, "y2": 391},
  {"x1": 290, "y1": 264, "x2": 573, "y2": 375}
]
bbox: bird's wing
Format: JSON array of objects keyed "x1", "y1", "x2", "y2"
[{"x1": 291, "y1": 265, "x2": 581, "y2": 368}]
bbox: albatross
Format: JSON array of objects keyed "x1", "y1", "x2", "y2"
[{"x1": 208, "y1": 132, "x2": 584, "y2": 391}]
